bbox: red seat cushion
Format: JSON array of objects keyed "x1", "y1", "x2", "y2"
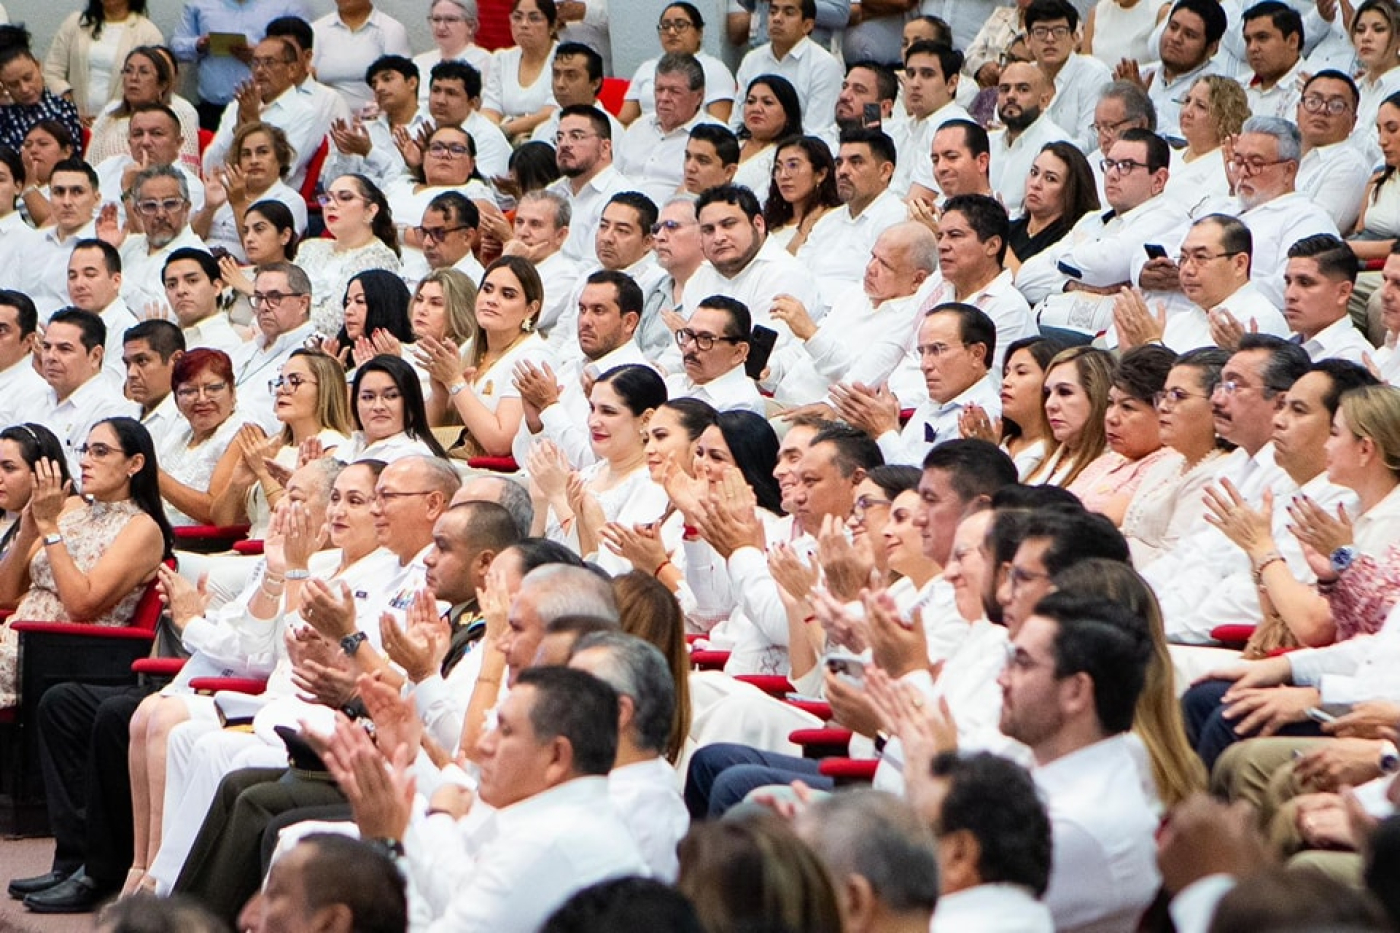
[
  {"x1": 689, "y1": 649, "x2": 730, "y2": 671},
  {"x1": 132, "y1": 657, "x2": 187, "y2": 676},
  {"x1": 787, "y1": 699, "x2": 832, "y2": 720},
  {"x1": 817, "y1": 758, "x2": 879, "y2": 781},
  {"x1": 734, "y1": 674, "x2": 794, "y2": 698},
  {"x1": 233, "y1": 539, "x2": 265, "y2": 555},
  {"x1": 790, "y1": 727, "x2": 853, "y2": 747},
  {"x1": 466, "y1": 456, "x2": 519, "y2": 473},
  {"x1": 1210, "y1": 624, "x2": 1255, "y2": 646}
]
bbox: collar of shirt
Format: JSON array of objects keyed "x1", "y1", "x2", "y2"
[
  {"x1": 1208, "y1": 280, "x2": 1268, "y2": 314},
  {"x1": 256, "y1": 318, "x2": 315, "y2": 354},
  {"x1": 647, "y1": 109, "x2": 713, "y2": 139},
  {"x1": 52, "y1": 371, "x2": 113, "y2": 410},
  {"x1": 1303, "y1": 314, "x2": 1364, "y2": 355},
  {"x1": 45, "y1": 220, "x2": 96, "y2": 247},
  {"x1": 143, "y1": 391, "x2": 180, "y2": 427},
  {"x1": 585, "y1": 340, "x2": 649, "y2": 380},
  {"x1": 581, "y1": 163, "x2": 624, "y2": 198},
  {"x1": 994, "y1": 113, "x2": 1066, "y2": 153},
  {"x1": 323, "y1": 9, "x2": 389, "y2": 34},
  {"x1": 693, "y1": 361, "x2": 756, "y2": 397},
  {"x1": 1033, "y1": 731, "x2": 1138, "y2": 783},
  {"x1": 1156, "y1": 59, "x2": 1211, "y2": 91},
  {"x1": 767, "y1": 35, "x2": 814, "y2": 64},
  {"x1": 929, "y1": 372, "x2": 1000, "y2": 418},
  {"x1": 1250, "y1": 59, "x2": 1304, "y2": 92},
  {"x1": 261, "y1": 84, "x2": 302, "y2": 116},
  {"x1": 495, "y1": 774, "x2": 613, "y2": 827},
  {"x1": 1355, "y1": 483, "x2": 1400, "y2": 548}
]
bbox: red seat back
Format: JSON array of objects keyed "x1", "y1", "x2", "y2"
[{"x1": 598, "y1": 78, "x2": 629, "y2": 116}]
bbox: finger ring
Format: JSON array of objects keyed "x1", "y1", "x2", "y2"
[{"x1": 912, "y1": 696, "x2": 925, "y2": 708}]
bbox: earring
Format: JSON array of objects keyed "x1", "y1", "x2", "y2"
[{"x1": 521, "y1": 318, "x2": 534, "y2": 333}]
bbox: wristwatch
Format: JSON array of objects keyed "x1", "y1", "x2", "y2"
[
  {"x1": 448, "y1": 382, "x2": 469, "y2": 396},
  {"x1": 42, "y1": 533, "x2": 63, "y2": 548},
  {"x1": 1381, "y1": 741, "x2": 1400, "y2": 775},
  {"x1": 1330, "y1": 545, "x2": 1358, "y2": 577},
  {"x1": 340, "y1": 631, "x2": 368, "y2": 656}
]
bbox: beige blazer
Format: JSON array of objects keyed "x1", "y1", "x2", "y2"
[{"x1": 43, "y1": 11, "x2": 165, "y2": 119}]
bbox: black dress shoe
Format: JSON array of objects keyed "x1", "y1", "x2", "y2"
[
  {"x1": 7, "y1": 869, "x2": 70, "y2": 899},
  {"x1": 22, "y1": 871, "x2": 114, "y2": 914}
]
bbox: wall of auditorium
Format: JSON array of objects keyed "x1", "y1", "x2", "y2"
[{"x1": 18, "y1": 0, "x2": 729, "y2": 95}]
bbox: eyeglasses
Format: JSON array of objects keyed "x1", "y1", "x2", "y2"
[
  {"x1": 851, "y1": 495, "x2": 892, "y2": 521},
  {"x1": 1089, "y1": 117, "x2": 1133, "y2": 135},
  {"x1": 916, "y1": 341, "x2": 966, "y2": 360},
  {"x1": 509, "y1": 11, "x2": 547, "y2": 23},
  {"x1": 427, "y1": 142, "x2": 471, "y2": 158},
  {"x1": 676, "y1": 329, "x2": 744, "y2": 351},
  {"x1": 416, "y1": 223, "x2": 470, "y2": 242},
  {"x1": 135, "y1": 197, "x2": 186, "y2": 216},
  {"x1": 1153, "y1": 387, "x2": 1210, "y2": 408},
  {"x1": 428, "y1": 14, "x2": 467, "y2": 25},
  {"x1": 374, "y1": 489, "x2": 435, "y2": 504},
  {"x1": 651, "y1": 219, "x2": 691, "y2": 235},
  {"x1": 1227, "y1": 157, "x2": 1291, "y2": 175},
  {"x1": 1175, "y1": 250, "x2": 1240, "y2": 266},
  {"x1": 175, "y1": 381, "x2": 229, "y2": 401},
  {"x1": 76, "y1": 442, "x2": 120, "y2": 459},
  {"x1": 1216, "y1": 379, "x2": 1265, "y2": 396},
  {"x1": 250, "y1": 56, "x2": 294, "y2": 70},
  {"x1": 317, "y1": 190, "x2": 364, "y2": 207},
  {"x1": 1029, "y1": 25, "x2": 1072, "y2": 39},
  {"x1": 1007, "y1": 563, "x2": 1050, "y2": 592},
  {"x1": 657, "y1": 18, "x2": 695, "y2": 32},
  {"x1": 269, "y1": 373, "x2": 317, "y2": 393},
  {"x1": 1100, "y1": 158, "x2": 1148, "y2": 175},
  {"x1": 1300, "y1": 95, "x2": 1352, "y2": 115},
  {"x1": 553, "y1": 130, "x2": 599, "y2": 145},
  {"x1": 250, "y1": 291, "x2": 307, "y2": 309}
]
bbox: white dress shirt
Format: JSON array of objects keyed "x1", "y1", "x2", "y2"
[
  {"x1": 797, "y1": 188, "x2": 909, "y2": 312},
  {"x1": 920, "y1": 0, "x2": 1005, "y2": 50},
  {"x1": 204, "y1": 180, "x2": 307, "y2": 262},
  {"x1": 889, "y1": 99, "x2": 973, "y2": 196},
  {"x1": 1246, "y1": 59, "x2": 1306, "y2": 120},
  {"x1": 321, "y1": 110, "x2": 428, "y2": 191},
  {"x1": 460, "y1": 109, "x2": 514, "y2": 182},
  {"x1": 118, "y1": 227, "x2": 208, "y2": 315},
  {"x1": 548, "y1": 255, "x2": 668, "y2": 365},
  {"x1": 1163, "y1": 146, "x2": 1232, "y2": 219},
  {"x1": 932, "y1": 884, "x2": 1055, "y2": 933},
  {"x1": 1140, "y1": 281, "x2": 1288, "y2": 352},
  {"x1": 534, "y1": 250, "x2": 584, "y2": 340},
  {"x1": 1239, "y1": 192, "x2": 1339, "y2": 307},
  {"x1": 202, "y1": 85, "x2": 330, "y2": 190},
  {"x1": 17, "y1": 221, "x2": 96, "y2": 317},
  {"x1": 1035, "y1": 734, "x2": 1162, "y2": 933},
  {"x1": 608, "y1": 757, "x2": 688, "y2": 883},
  {"x1": 229, "y1": 319, "x2": 316, "y2": 433},
  {"x1": 140, "y1": 391, "x2": 183, "y2": 456},
  {"x1": 336, "y1": 431, "x2": 438, "y2": 463},
  {"x1": 0, "y1": 355, "x2": 50, "y2": 433},
  {"x1": 617, "y1": 111, "x2": 722, "y2": 208},
  {"x1": 878, "y1": 373, "x2": 1001, "y2": 466},
  {"x1": 1147, "y1": 60, "x2": 1214, "y2": 140},
  {"x1": 921, "y1": 269, "x2": 1037, "y2": 373},
  {"x1": 547, "y1": 164, "x2": 636, "y2": 265},
  {"x1": 35, "y1": 373, "x2": 140, "y2": 477},
  {"x1": 311, "y1": 9, "x2": 412, "y2": 116},
  {"x1": 731, "y1": 37, "x2": 844, "y2": 137},
  {"x1": 94, "y1": 298, "x2": 141, "y2": 386},
  {"x1": 1297, "y1": 140, "x2": 1373, "y2": 233},
  {"x1": 404, "y1": 777, "x2": 647, "y2": 933},
  {"x1": 1045, "y1": 54, "x2": 1116, "y2": 152},
  {"x1": 989, "y1": 114, "x2": 1073, "y2": 217},
  {"x1": 775, "y1": 286, "x2": 923, "y2": 407},
  {"x1": 413, "y1": 47, "x2": 494, "y2": 108},
  {"x1": 511, "y1": 339, "x2": 651, "y2": 469},
  {"x1": 483, "y1": 43, "x2": 559, "y2": 120},
  {"x1": 182, "y1": 312, "x2": 246, "y2": 356},
  {"x1": 1299, "y1": 314, "x2": 1374, "y2": 365},
  {"x1": 665, "y1": 363, "x2": 765, "y2": 415},
  {"x1": 1289, "y1": 598, "x2": 1400, "y2": 705}
]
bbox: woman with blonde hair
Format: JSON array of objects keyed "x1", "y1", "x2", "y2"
[
  {"x1": 613, "y1": 570, "x2": 692, "y2": 763},
  {"x1": 413, "y1": 267, "x2": 477, "y2": 348},
  {"x1": 1027, "y1": 346, "x2": 1115, "y2": 487},
  {"x1": 1165, "y1": 74, "x2": 1250, "y2": 217},
  {"x1": 1050, "y1": 559, "x2": 1207, "y2": 810}
]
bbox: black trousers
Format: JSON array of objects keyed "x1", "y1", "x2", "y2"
[
  {"x1": 175, "y1": 766, "x2": 348, "y2": 924},
  {"x1": 36, "y1": 683, "x2": 151, "y2": 886}
]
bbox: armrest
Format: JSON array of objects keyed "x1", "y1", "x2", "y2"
[
  {"x1": 188, "y1": 676, "x2": 267, "y2": 695},
  {"x1": 233, "y1": 539, "x2": 265, "y2": 555},
  {"x1": 689, "y1": 649, "x2": 730, "y2": 671},
  {"x1": 787, "y1": 699, "x2": 831, "y2": 720},
  {"x1": 173, "y1": 524, "x2": 252, "y2": 554},
  {"x1": 132, "y1": 657, "x2": 187, "y2": 677},
  {"x1": 1209, "y1": 624, "x2": 1255, "y2": 648},
  {"x1": 817, "y1": 758, "x2": 879, "y2": 783},
  {"x1": 10, "y1": 622, "x2": 158, "y2": 641},
  {"x1": 789, "y1": 727, "x2": 853, "y2": 759},
  {"x1": 734, "y1": 674, "x2": 794, "y2": 698},
  {"x1": 466, "y1": 456, "x2": 519, "y2": 473}
]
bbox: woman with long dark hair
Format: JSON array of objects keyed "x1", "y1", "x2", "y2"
[
  {"x1": 340, "y1": 354, "x2": 449, "y2": 462},
  {"x1": 321, "y1": 270, "x2": 415, "y2": 376},
  {"x1": 763, "y1": 135, "x2": 840, "y2": 254},
  {"x1": 732, "y1": 75, "x2": 802, "y2": 194},
  {"x1": 0, "y1": 417, "x2": 171, "y2": 705},
  {"x1": 1010, "y1": 142, "x2": 1100, "y2": 300}
]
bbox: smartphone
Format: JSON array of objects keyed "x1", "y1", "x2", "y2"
[
  {"x1": 746, "y1": 324, "x2": 779, "y2": 381},
  {"x1": 824, "y1": 651, "x2": 867, "y2": 686},
  {"x1": 1305, "y1": 707, "x2": 1338, "y2": 724},
  {"x1": 862, "y1": 103, "x2": 882, "y2": 129},
  {"x1": 1143, "y1": 244, "x2": 1169, "y2": 260}
]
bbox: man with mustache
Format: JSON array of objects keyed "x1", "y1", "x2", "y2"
[
  {"x1": 663, "y1": 296, "x2": 764, "y2": 416},
  {"x1": 987, "y1": 62, "x2": 1070, "y2": 217}
]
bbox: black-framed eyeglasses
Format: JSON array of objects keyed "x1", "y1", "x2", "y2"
[
  {"x1": 1176, "y1": 250, "x2": 1241, "y2": 267},
  {"x1": 1227, "y1": 157, "x2": 1291, "y2": 175},
  {"x1": 251, "y1": 291, "x2": 307, "y2": 309},
  {"x1": 651, "y1": 219, "x2": 691, "y2": 235},
  {"x1": 657, "y1": 19, "x2": 695, "y2": 32},
  {"x1": 427, "y1": 142, "x2": 471, "y2": 158},
  {"x1": 269, "y1": 374, "x2": 317, "y2": 393},
  {"x1": 1300, "y1": 95, "x2": 1352, "y2": 115},
  {"x1": 416, "y1": 224, "x2": 470, "y2": 242},
  {"x1": 1100, "y1": 158, "x2": 1148, "y2": 175},
  {"x1": 1028, "y1": 25, "x2": 1072, "y2": 39},
  {"x1": 676, "y1": 329, "x2": 744, "y2": 351}
]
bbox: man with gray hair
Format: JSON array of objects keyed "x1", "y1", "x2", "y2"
[
  {"x1": 228, "y1": 261, "x2": 316, "y2": 431},
  {"x1": 499, "y1": 564, "x2": 618, "y2": 685},
  {"x1": 617, "y1": 54, "x2": 720, "y2": 206},
  {"x1": 769, "y1": 221, "x2": 937, "y2": 407},
  {"x1": 114, "y1": 164, "x2": 207, "y2": 314},
  {"x1": 497, "y1": 189, "x2": 582, "y2": 341},
  {"x1": 795, "y1": 790, "x2": 942, "y2": 933},
  {"x1": 453, "y1": 475, "x2": 535, "y2": 538},
  {"x1": 1136, "y1": 116, "x2": 1336, "y2": 309},
  {"x1": 1086, "y1": 82, "x2": 1156, "y2": 201},
  {"x1": 569, "y1": 631, "x2": 688, "y2": 881}
]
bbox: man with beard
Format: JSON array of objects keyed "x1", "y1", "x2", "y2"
[
  {"x1": 546, "y1": 106, "x2": 636, "y2": 265},
  {"x1": 111, "y1": 165, "x2": 207, "y2": 314},
  {"x1": 987, "y1": 62, "x2": 1071, "y2": 216}
]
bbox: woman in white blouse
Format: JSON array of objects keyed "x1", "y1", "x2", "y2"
[
  {"x1": 319, "y1": 269, "x2": 415, "y2": 378},
  {"x1": 732, "y1": 75, "x2": 803, "y2": 195},
  {"x1": 1164, "y1": 75, "x2": 1249, "y2": 218},
  {"x1": 962, "y1": 334, "x2": 1064, "y2": 480},
  {"x1": 621, "y1": 2, "x2": 736, "y2": 125},
  {"x1": 388, "y1": 124, "x2": 497, "y2": 246},
  {"x1": 1352, "y1": 0, "x2": 1400, "y2": 157},
  {"x1": 530, "y1": 364, "x2": 669, "y2": 573},
  {"x1": 480, "y1": 0, "x2": 559, "y2": 142},
  {"x1": 1123, "y1": 347, "x2": 1230, "y2": 566},
  {"x1": 297, "y1": 173, "x2": 403, "y2": 337},
  {"x1": 762, "y1": 135, "x2": 840, "y2": 253},
  {"x1": 156, "y1": 348, "x2": 244, "y2": 526},
  {"x1": 419, "y1": 255, "x2": 557, "y2": 457},
  {"x1": 338, "y1": 355, "x2": 449, "y2": 463},
  {"x1": 415, "y1": 0, "x2": 494, "y2": 108},
  {"x1": 43, "y1": 0, "x2": 164, "y2": 122},
  {"x1": 193, "y1": 122, "x2": 308, "y2": 262}
]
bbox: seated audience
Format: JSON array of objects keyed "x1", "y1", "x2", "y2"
[
  {"x1": 320, "y1": 270, "x2": 414, "y2": 378},
  {"x1": 1242, "y1": 2, "x2": 1305, "y2": 121},
  {"x1": 731, "y1": 75, "x2": 803, "y2": 195},
  {"x1": 339, "y1": 355, "x2": 449, "y2": 463},
  {"x1": 987, "y1": 62, "x2": 1071, "y2": 217},
  {"x1": 156, "y1": 349, "x2": 243, "y2": 526},
  {"x1": 762, "y1": 135, "x2": 839, "y2": 254},
  {"x1": 297, "y1": 174, "x2": 403, "y2": 337},
  {"x1": 622, "y1": 3, "x2": 735, "y2": 125},
  {"x1": 961, "y1": 334, "x2": 1065, "y2": 479},
  {"x1": 194, "y1": 122, "x2": 308, "y2": 262},
  {"x1": 730, "y1": 0, "x2": 842, "y2": 137},
  {"x1": 1025, "y1": 0, "x2": 1114, "y2": 150},
  {"x1": 1164, "y1": 75, "x2": 1246, "y2": 218},
  {"x1": 86, "y1": 46, "x2": 200, "y2": 170},
  {"x1": 1008, "y1": 142, "x2": 1099, "y2": 287},
  {"x1": 1295, "y1": 71, "x2": 1372, "y2": 233}
]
